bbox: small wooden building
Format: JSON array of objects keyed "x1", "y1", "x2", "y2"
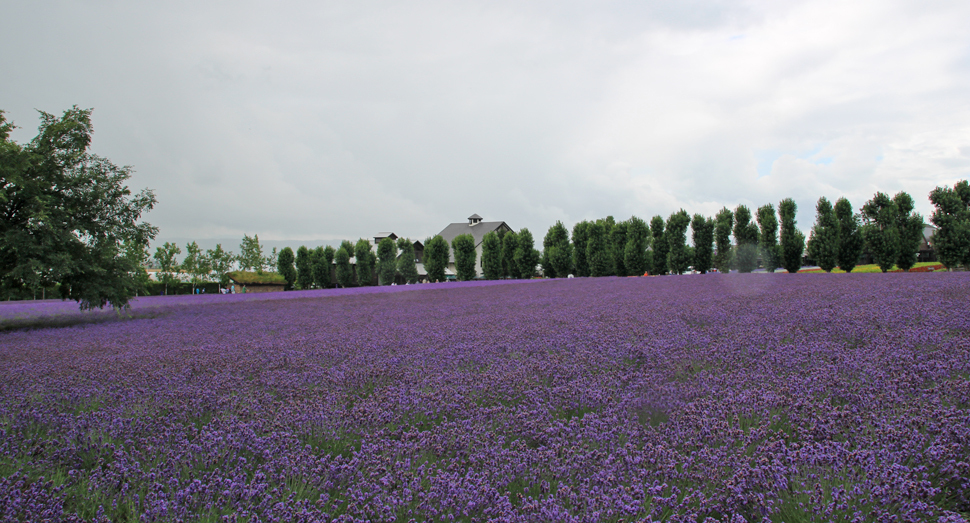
[{"x1": 227, "y1": 271, "x2": 285, "y2": 293}]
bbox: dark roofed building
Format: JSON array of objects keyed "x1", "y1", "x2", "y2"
[{"x1": 436, "y1": 214, "x2": 512, "y2": 277}]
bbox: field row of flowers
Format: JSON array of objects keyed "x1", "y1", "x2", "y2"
[{"x1": 1, "y1": 274, "x2": 969, "y2": 522}]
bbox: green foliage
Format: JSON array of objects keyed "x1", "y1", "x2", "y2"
[
  {"x1": 182, "y1": 241, "x2": 212, "y2": 291},
  {"x1": 929, "y1": 180, "x2": 970, "y2": 270},
  {"x1": 861, "y1": 192, "x2": 900, "y2": 273},
  {"x1": 354, "y1": 239, "x2": 374, "y2": 286},
  {"x1": 514, "y1": 228, "x2": 540, "y2": 278},
  {"x1": 571, "y1": 221, "x2": 591, "y2": 277},
  {"x1": 334, "y1": 247, "x2": 354, "y2": 288},
  {"x1": 396, "y1": 238, "x2": 419, "y2": 284},
  {"x1": 238, "y1": 234, "x2": 264, "y2": 273},
  {"x1": 756, "y1": 204, "x2": 780, "y2": 272},
  {"x1": 153, "y1": 241, "x2": 182, "y2": 295},
  {"x1": 451, "y1": 234, "x2": 477, "y2": 281},
  {"x1": 318, "y1": 246, "x2": 336, "y2": 288},
  {"x1": 608, "y1": 221, "x2": 628, "y2": 276},
  {"x1": 778, "y1": 198, "x2": 804, "y2": 274},
  {"x1": 227, "y1": 270, "x2": 286, "y2": 285},
  {"x1": 624, "y1": 216, "x2": 651, "y2": 276},
  {"x1": 424, "y1": 235, "x2": 449, "y2": 283},
  {"x1": 893, "y1": 192, "x2": 924, "y2": 272},
  {"x1": 586, "y1": 222, "x2": 610, "y2": 277},
  {"x1": 481, "y1": 231, "x2": 502, "y2": 280},
  {"x1": 650, "y1": 216, "x2": 668, "y2": 276},
  {"x1": 264, "y1": 247, "x2": 278, "y2": 274},
  {"x1": 206, "y1": 244, "x2": 235, "y2": 287},
  {"x1": 0, "y1": 107, "x2": 158, "y2": 309},
  {"x1": 834, "y1": 197, "x2": 863, "y2": 273},
  {"x1": 376, "y1": 238, "x2": 398, "y2": 285},
  {"x1": 733, "y1": 205, "x2": 760, "y2": 273},
  {"x1": 295, "y1": 246, "x2": 314, "y2": 289},
  {"x1": 501, "y1": 231, "x2": 520, "y2": 279},
  {"x1": 807, "y1": 197, "x2": 840, "y2": 273},
  {"x1": 690, "y1": 214, "x2": 714, "y2": 274},
  {"x1": 665, "y1": 210, "x2": 691, "y2": 274},
  {"x1": 541, "y1": 221, "x2": 573, "y2": 278},
  {"x1": 277, "y1": 247, "x2": 297, "y2": 290},
  {"x1": 714, "y1": 208, "x2": 734, "y2": 274}
]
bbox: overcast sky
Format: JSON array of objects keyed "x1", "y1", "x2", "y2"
[{"x1": 3, "y1": 0, "x2": 969, "y2": 250}]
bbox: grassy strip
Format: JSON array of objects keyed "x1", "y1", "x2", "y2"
[{"x1": 798, "y1": 262, "x2": 944, "y2": 274}]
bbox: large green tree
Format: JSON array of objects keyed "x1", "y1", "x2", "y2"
[
  {"x1": 713, "y1": 208, "x2": 733, "y2": 274},
  {"x1": 929, "y1": 180, "x2": 970, "y2": 270},
  {"x1": 733, "y1": 205, "x2": 760, "y2": 273},
  {"x1": 452, "y1": 234, "x2": 477, "y2": 281},
  {"x1": 206, "y1": 244, "x2": 235, "y2": 288},
  {"x1": 609, "y1": 220, "x2": 628, "y2": 276},
  {"x1": 0, "y1": 107, "x2": 158, "y2": 309},
  {"x1": 354, "y1": 239, "x2": 375, "y2": 286},
  {"x1": 756, "y1": 204, "x2": 780, "y2": 272},
  {"x1": 778, "y1": 199, "x2": 804, "y2": 274},
  {"x1": 650, "y1": 216, "x2": 668, "y2": 276},
  {"x1": 153, "y1": 242, "x2": 181, "y2": 295},
  {"x1": 396, "y1": 238, "x2": 419, "y2": 284},
  {"x1": 238, "y1": 234, "x2": 264, "y2": 272},
  {"x1": 690, "y1": 214, "x2": 714, "y2": 274},
  {"x1": 541, "y1": 221, "x2": 572, "y2": 278},
  {"x1": 893, "y1": 192, "x2": 924, "y2": 272},
  {"x1": 481, "y1": 231, "x2": 502, "y2": 280},
  {"x1": 501, "y1": 231, "x2": 520, "y2": 279},
  {"x1": 182, "y1": 241, "x2": 209, "y2": 292},
  {"x1": 334, "y1": 247, "x2": 353, "y2": 287},
  {"x1": 277, "y1": 247, "x2": 297, "y2": 290},
  {"x1": 571, "y1": 221, "x2": 591, "y2": 277},
  {"x1": 587, "y1": 221, "x2": 610, "y2": 277},
  {"x1": 424, "y1": 235, "x2": 449, "y2": 283},
  {"x1": 515, "y1": 228, "x2": 540, "y2": 279},
  {"x1": 311, "y1": 246, "x2": 331, "y2": 288},
  {"x1": 665, "y1": 210, "x2": 691, "y2": 274},
  {"x1": 834, "y1": 197, "x2": 863, "y2": 273},
  {"x1": 377, "y1": 237, "x2": 398, "y2": 285},
  {"x1": 624, "y1": 216, "x2": 650, "y2": 276},
  {"x1": 861, "y1": 192, "x2": 900, "y2": 273},
  {"x1": 296, "y1": 245, "x2": 314, "y2": 289},
  {"x1": 807, "y1": 197, "x2": 840, "y2": 273}
]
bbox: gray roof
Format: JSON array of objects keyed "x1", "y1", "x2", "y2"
[
  {"x1": 436, "y1": 220, "x2": 512, "y2": 262},
  {"x1": 468, "y1": 213, "x2": 483, "y2": 220}
]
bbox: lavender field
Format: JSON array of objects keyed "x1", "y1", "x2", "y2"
[{"x1": 1, "y1": 275, "x2": 969, "y2": 522}]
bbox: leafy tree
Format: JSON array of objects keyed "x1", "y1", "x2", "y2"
[
  {"x1": 929, "y1": 180, "x2": 970, "y2": 270},
  {"x1": 714, "y1": 208, "x2": 734, "y2": 274},
  {"x1": 650, "y1": 216, "x2": 668, "y2": 276},
  {"x1": 807, "y1": 197, "x2": 839, "y2": 272},
  {"x1": 424, "y1": 235, "x2": 449, "y2": 283},
  {"x1": 182, "y1": 241, "x2": 210, "y2": 292},
  {"x1": 375, "y1": 237, "x2": 398, "y2": 285},
  {"x1": 587, "y1": 221, "x2": 611, "y2": 277},
  {"x1": 515, "y1": 228, "x2": 540, "y2": 279},
  {"x1": 264, "y1": 247, "x2": 278, "y2": 274},
  {"x1": 608, "y1": 221, "x2": 628, "y2": 276},
  {"x1": 481, "y1": 231, "x2": 502, "y2": 280},
  {"x1": 311, "y1": 246, "x2": 329, "y2": 288},
  {"x1": 277, "y1": 247, "x2": 296, "y2": 290},
  {"x1": 665, "y1": 210, "x2": 691, "y2": 274},
  {"x1": 153, "y1": 242, "x2": 181, "y2": 295},
  {"x1": 502, "y1": 231, "x2": 520, "y2": 279},
  {"x1": 756, "y1": 204, "x2": 780, "y2": 272},
  {"x1": 893, "y1": 191, "x2": 924, "y2": 272},
  {"x1": 733, "y1": 205, "x2": 760, "y2": 273},
  {"x1": 340, "y1": 240, "x2": 355, "y2": 257},
  {"x1": 542, "y1": 221, "x2": 572, "y2": 278},
  {"x1": 778, "y1": 199, "x2": 804, "y2": 274},
  {"x1": 334, "y1": 247, "x2": 353, "y2": 288},
  {"x1": 571, "y1": 221, "x2": 591, "y2": 277},
  {"x1": 861, "y1": 192, "x2": 900, "y2": 273},
  {"x1": 834, "y1": 197, "x2": 864, "y2": 273},
  {"x1": 451, "y1": 234, "x2": 477, "y2": 281},
  {"x1": 296, "y1": 246, "x2": 314, "y2": 289},
  {"x1": 354, "y1": 239, "x2": 374, "y2": 286},
  {"x1": 237, "y1": 234, "x2": 264, "y2": 272},
  {"x1": 123, "y1": 239, "x2": 152, "y2": 297},
  {"x1": 396, "y1": 238, "x2": 419, "y2": 284},
  {"x1": 624, "y1": 216, "x2": 650, "y2": 276},
  {"x1": 206, "y1": 244, "x2": 235, "y2": 287},
  {"x1": 0, "y1": 107, "x2": 158, "y2": 309},
  {"x1": 690, "y1": 214, "x2": 714, "y2": 274}
]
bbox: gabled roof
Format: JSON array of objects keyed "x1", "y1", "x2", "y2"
[
  {"x1": 436, "y1": 219, "x2": 513, "y2": 262},
  {"x1": 468, "y1": 214, "x2": 483, "y2": 220}
]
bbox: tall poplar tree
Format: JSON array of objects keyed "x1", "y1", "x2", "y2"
[
  {"x1": 587, "y1": 221, "x2": 610, "y2": 277},
  {"x1": 650, "y1": 216, "x2": 668, "y2": 276},
  {"x1": 665, "y1": 210, "x2": 691, "y2": 274},
  {"x1": 296, "y1": 245, "x2": 314, "y2": 289},
  {"x1": 624, "y1": 216, "x2": 650, "y2": 276},
  {"x1": 713, "y1": 208, "x2": 733, "y2": 274},
  {"x1": 312, "y1": 246, "x2": 332, "y2": 288},
  {"x1": 571, "y1": 221, "x2": 591, "y2": 277},
  {"x1": 541, "y1": 221, "x2": 572, "y2": 278},
  {"x1": 377, "y1": 237, "x2": 398, "y2": 285},
  {"x1": 277, "y1": 247, "x2": 296, "y2": 290},
  {"x1": 515, "y1": 228, "x2": 540, "y2": 279},
  {"x1": 756, "y1": 204, "x2": 780, "y2": 272},
  {"x1": 807, "y1": 197, "x2": 839, "y2": 272},
  {"x1": 501, "y1": 231, "x2": 520, "y2": 279},
  {"x1": 609, "y1": 221, "x2": 628, "y2": 276},
  {"x1": 452, "y1": 234, "x2": 477, "y2": 281},
  {"x1": 334, "y1": 247, "x2": 353, "y2": 287},
  {"x1": 691, "y1": 214, "x2": 714, "y2": 274},
  {"x1": 834, "y1": 197, "x2": 863, "y2": 273},
  {"x1": 424, "y1": 235, "x2": 450, "y2": 283},
  {"x1": 733, "y1": 205, "x2": 760, "y2": 273},
  {"x1": 861, "y1": 192, "x2": 899, "y2": 273},
  {"x1": 354, "y1": 239, "x2": 374, "y2": 286},
  {"x1": 778, "y1": 198, "x2": 804, "y2": 274},
  {"x1": 929, "y1": 180, "x2": 970, "y2": 270},
  {"x1": 893, "y1": 191, "x2": 924, "y2": 272},
  {"x1": 396, "y1": 238, "x2": 419, "y2": 283},
  {"x1": 481, "y1": 231, "x2": 502, "y2": 280}
]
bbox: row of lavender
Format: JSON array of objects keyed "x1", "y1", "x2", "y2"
[{"x1": 1, "y1": 274, "x2": 969, "y2": 521}]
